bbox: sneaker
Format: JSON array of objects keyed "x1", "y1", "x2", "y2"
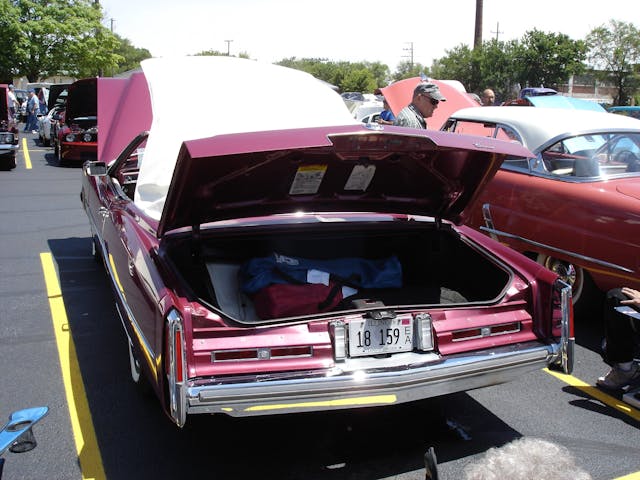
[{"x1": 597, "y1": 363, "x2": 640, "y2": 389}]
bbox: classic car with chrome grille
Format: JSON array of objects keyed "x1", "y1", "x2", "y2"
[
  {"x1": 0, "y1": 84, "x2": 19, "y2": 170},
  {"x1": 80, "y1": 57, "x2": 573, "y2": 427},
  {"x1": 442, "y1": 106, "x2": 640, "y2": 314},
  {"x1": 53, "y1": 78, "x2": 97, "y2": 165}
]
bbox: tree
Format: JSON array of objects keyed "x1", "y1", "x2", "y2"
[
  {"x1": 0, "y1": 1, "x2": 22, "y2": 82},
  {"x1": 430, "y1": 30, "x2": 586, "y2": 102},
  {"x1": 430, "y1": 45, "x2": 476, "y2": 89},
  {"x1": 392, "y1": 60, "x2": 429, "y2": 82},
  {"x1": 275, "y1": 58, "x2": 389, "y2": 92},
  {"x1": 513, "y1": 29, "x2": 586, "y2": 90},
  {"x1": 112, "y1": 35, "x2": 151, "y2": 75},
  {"x1": 587, "y1": 20, "x2": 640, "y2": 106},
  {"x1": 7, "y1": 0, "x2": 122, "y2": 81}
]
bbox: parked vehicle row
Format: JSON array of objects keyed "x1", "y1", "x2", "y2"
[{"x1": 32, "y1": 79, "x2": 98, "y2": 166}]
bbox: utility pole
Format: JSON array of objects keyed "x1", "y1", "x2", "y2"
[
  {"x1": 491, "y1": 22, "x2": 503, "y2": 42},
  {"x1": 474, "y1": 0, "x2": 483, "y2": 49},
  {"x1": 224, "y1": 40, "x2": 233, "y2": 56},
  {"x1": 110, "y1": 18, "x2": 115, "y2": 32},
  {"x1": 403, "y1": 42, "x2": 414, "y2": 68}
]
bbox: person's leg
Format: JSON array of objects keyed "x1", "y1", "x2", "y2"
[
  {"x1": 603, "y1": 288, "x2": 637, "y2": 363},
  {"x1": 598, "y1": 288, "x2": 639, "y2": 389}
]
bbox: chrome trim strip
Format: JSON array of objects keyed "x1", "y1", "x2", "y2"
[
  {"x1": 184, "y1": 341, "x2": 558, "y2": 417},
  {"x1": 479, "y1": 225, "x2": 634, "y2": 274},
  {"x1": 86, "y1": 207, "x2": 155, "y2": 360}
]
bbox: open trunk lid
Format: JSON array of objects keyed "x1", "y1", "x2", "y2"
[{"x1": 158, "y1": 126, "x2": 532, "y2": 237}]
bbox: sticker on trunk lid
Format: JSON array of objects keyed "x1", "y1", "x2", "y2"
[{"x1": 289, "y1": 164, "x2": 327, "y2": 195}]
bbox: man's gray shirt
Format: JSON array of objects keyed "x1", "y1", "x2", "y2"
[{"x1": 393, "y1": 103, "x2": 426, "y2": 129}]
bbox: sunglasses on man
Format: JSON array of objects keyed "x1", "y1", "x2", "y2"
[{"x1": 421, "y1": 94, "x2": 439, "y2": 106}]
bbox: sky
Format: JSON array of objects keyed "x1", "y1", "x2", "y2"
[{"x1": 99, "y1": 0, "x2": 639, "y2": 71}]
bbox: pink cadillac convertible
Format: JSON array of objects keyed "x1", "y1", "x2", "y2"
[{"x1": 80, "y1": 57, "x2": 573, "y2": 427}]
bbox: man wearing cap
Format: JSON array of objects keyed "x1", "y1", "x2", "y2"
[{"x1": 393, "y1": 82, "x2": 446, "y2": 129}]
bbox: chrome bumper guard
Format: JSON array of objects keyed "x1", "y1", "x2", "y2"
[{"x1": 183, "y1": 340, "x2": 567, "y2": 418}]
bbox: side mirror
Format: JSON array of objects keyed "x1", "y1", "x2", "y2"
[
  {"x1": 0, "y1": 406, "x2": 48, "y2": 455},
  {"x1": 84, "y1": 161, "x2": 107, "y2": 176}
]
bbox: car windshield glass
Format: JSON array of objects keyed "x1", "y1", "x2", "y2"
[{"x1": 541, "y1": 132, "x2": 640, "y2": 179}]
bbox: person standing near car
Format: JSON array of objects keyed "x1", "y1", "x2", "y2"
[
  {"x1": 377, "y1": 98, "x2": 395, "y2": 125},
  {"x1": 393, "y1": 82, "x2": 446, "y2": 129},
  {"x1": 481, "y1": 88, "x2": 495, "y2": 106},
  {"x1": 7, "y1": 84, "x2": 19, "y2": 121},
  {"x1": 597, "y1": 287, "x2": 640, "y2": 389},
  {"x1": 23, "y1": 90, "x2": 39, "y2": 133}
]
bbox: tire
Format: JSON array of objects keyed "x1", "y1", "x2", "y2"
[
  {"x1": 536, "y1": 253, "x2": 598, "y2": 317},
  {"x1": 128, "y1": 340, "x2": 152, "y2": 396},
  {"x1": 1, "y1": 154, "x2": 16, "y2": 170}
]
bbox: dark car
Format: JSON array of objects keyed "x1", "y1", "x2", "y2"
[
  {"x1": 81, "y1": 57, "x2": 573, "y2": 427},
  {"x1": 0, "y1": 84, "x2": 20, "y2": 170},
  {"x1": 53, "y1": 78, "x2": 97, "y2": 165}
]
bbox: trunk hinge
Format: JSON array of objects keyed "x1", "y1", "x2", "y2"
[
  {"x1": 435, "y1": 216, "x2": 442, "y2": 230},
  {"x1": 191, "y1": 224, "x2": 201, "y2": 262}
]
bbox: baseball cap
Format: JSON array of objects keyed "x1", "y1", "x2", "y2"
[{"x1": 414, "y1": 83, "x2": 446, "y2": 101}]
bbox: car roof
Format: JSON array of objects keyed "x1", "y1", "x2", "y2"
[{"x1": 448, "y1": 106, "x2": 640, "y2": 152}]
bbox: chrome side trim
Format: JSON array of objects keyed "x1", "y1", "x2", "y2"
[
  {"x1": 479, "y1": 225, "x2": 634, "y2": 274},
  {"x1": 184, "y1": 341, "x2": 558, "y2": 418},
  {"x1": 86, "y1": 207, "x2": 156, "y2": 361}
]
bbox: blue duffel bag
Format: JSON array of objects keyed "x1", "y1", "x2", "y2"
[{"x1": 240, "y1": 252, "x2": 403, "y2": 295}]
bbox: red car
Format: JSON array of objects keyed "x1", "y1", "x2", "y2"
[
  {"x1": 443, "y1": 106, "x2": 640, "y2": 314},
  {"x1": 53, "y1": 78, "x2": 97, "y2": 165},
  {"x1": 0, "y1": 84, "x2": 19, "y2": 170},
  {"x1": 80, "y1": 57, "x2": 573, "y2": 427}
]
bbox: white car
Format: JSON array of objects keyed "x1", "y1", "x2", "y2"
[{"x1": 37, "y1": 85, "x2": 68, "y2": 147}]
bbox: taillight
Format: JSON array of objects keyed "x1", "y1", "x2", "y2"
[
  {"x1": 552, "y1": 280, "x2": 574, "y2": 374},
  {"x1": 166, "y1": 309, "x2": 187, "y2": 427}
]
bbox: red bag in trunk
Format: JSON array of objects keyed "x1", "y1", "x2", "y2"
[{"x1": 252, "y1": 281, "x2": 345, "y2": 319}]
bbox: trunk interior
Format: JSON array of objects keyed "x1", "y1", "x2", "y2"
[{"x1": 164, "y1": 222, "x2": 512, "y2": 324}]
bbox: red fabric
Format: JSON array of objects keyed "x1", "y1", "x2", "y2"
[{"x1": 252, "y1": 282, "x2": 344, "y2": 319}]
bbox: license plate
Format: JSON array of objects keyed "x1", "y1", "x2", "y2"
[{"x1": 348, "y1": 316, "x2": 413, "y2": 357}]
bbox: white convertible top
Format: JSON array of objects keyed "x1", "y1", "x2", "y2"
[
  {"x1": 449, "y1": 106, "x2": 640, "y2": 152},
  {"x1": 134, "y1": 56, "x2": 357, "y2": 220}
]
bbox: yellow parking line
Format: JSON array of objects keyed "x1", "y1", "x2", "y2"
[
  {"x1": 40, "y1": 252, "x2": 106, "y2": 480},
  {"x1": 544, "y1": 368, "x2": 640, "y2": 422},
  {"x1": 21, "y1": 137, "x2": 32, "y2": 169},
  {"x1": 545, "y1": 369, "x2": 640, "y2": 480}
]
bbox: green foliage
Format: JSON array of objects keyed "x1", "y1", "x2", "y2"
[
  {"x1": 587, "y1": 20, "x2": 640, "y2": 105},
  {"x1": 112, "y1": 35, "x2": 152, "y2": 75},
  {"x1": 193, "y1": 50, "x2": 252, "y2": 59},
  {"x1": 0, "y1": 0, "x2": 22, "y2": 81},
  {"x1": 276, "y1": 57, "x2": 390, "y2": 93},
  {"x1": 392, "y1": 61, "x2": 429, "y2": 81},
  {"x1": 514, "y1": 29, "x2": 586, "y2": 89},
  {"x1": 6, "y1": 0, "x2": 124, "y2": 81},
  {"x1": 432, "y1": 30, "x2": 586, "y2": 102}
]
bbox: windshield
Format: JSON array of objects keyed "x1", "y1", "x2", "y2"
[{"x1": 541, "y1": 132, "x2": 640, "y2": 178}]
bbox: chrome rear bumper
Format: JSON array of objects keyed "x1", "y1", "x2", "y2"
[{"x1": 184, "y1": 341, "x2": 567, "y2": 418}]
